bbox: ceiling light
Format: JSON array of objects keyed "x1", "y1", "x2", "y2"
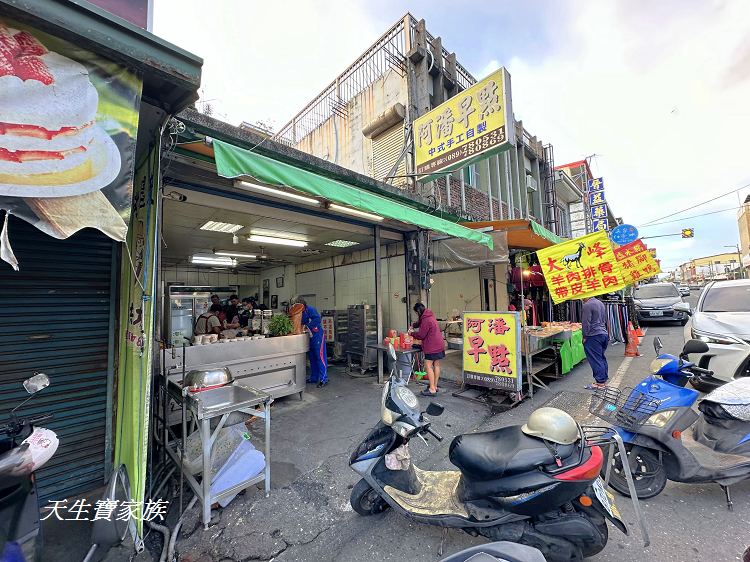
[
  {"x1": 199, "y1": 220, "x2": 244, "y2": 233},
  {"x1": 234, "y1": 180, "x2": 320, "y2": 206},
  {"x1": 190, "y1": 254, "x2": 236, "y2": 266},
  {"x1": 248, "y1": 234, "x2": 308, "y2": 247},
  {"x1": 214, "y1": 250, "x2": 257, "y2": 259},
  {"x1": 328, "y1": 204, "x2": 383, "y2": 222},
  {"x1": 325, "y1": 239, "x2": 359, "y2": 248}
]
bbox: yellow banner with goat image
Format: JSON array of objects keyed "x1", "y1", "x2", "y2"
[{"x1": 536, "y1": 231, "x2": 627, "y2": 304}]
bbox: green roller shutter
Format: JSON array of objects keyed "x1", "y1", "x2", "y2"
[{"x1": 0, "y1": 218, "x2": 116, "y2": 500}]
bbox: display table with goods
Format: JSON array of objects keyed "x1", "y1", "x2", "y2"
[
  {"x1": 161, "y1": 369, "x2": 271, "y2": 529},
  {"x1": 537, "y1": 321, "x2": 586, "y2": 375},
  {"x1": 163, "y1": 330, "x2": 309, "y2": 400}
]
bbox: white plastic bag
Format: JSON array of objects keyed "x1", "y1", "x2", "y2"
[
  {"x1": 209, "y1": 425, "x2": 265, "y2": 507},
  {"x1": 385, "y1": 443, "x2": 411, "y2": 471}
]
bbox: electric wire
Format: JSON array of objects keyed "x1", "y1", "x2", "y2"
[
  {"x1": 639, "y1": 205, "x2": 741, "y2": 228},
  {"x1": 639, "y1": 183, "x2": 750, "y2": 226}
]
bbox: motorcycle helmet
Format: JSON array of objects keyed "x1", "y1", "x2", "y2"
[{"x1": 521, "y1": 407, "x2": 579, "y2": 445}]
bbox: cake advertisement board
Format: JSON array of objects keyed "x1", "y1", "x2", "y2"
[{"x1": 0, "y1": 17, "x2": 143, "y2": 254}]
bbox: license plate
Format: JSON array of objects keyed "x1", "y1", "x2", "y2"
[
  {"x1": 593, "y1": 477, "x2": 621, "y2": 520},
  {"x1": 649, "y1": 310, "x2": 664, "y2": 317}
]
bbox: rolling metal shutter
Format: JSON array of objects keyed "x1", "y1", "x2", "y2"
[
  {"x1": 371, "y1": 125, "x2": 407, "y2": 188},
  {"x1": 0, "y1": 217, "x2": 116, "y2": 500}
]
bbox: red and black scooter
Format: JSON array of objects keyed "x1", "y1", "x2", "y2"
[{"x1": 349, "y1": 354, "x2": 648, "y2": 561}]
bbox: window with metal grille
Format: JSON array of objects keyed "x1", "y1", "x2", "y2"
[{"x1": 371, "y1": 125, "x2": 407, "y2": 187}]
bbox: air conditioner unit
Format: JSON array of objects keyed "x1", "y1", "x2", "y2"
[{"x1": 526, "y1": 175, "x2": 538, "y2": 192}]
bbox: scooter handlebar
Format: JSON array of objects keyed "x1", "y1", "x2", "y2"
[
  {"x1": 424, "y1": 425, "x2": 443, "y2": 442},
  {"x1": 689, "y1": 366, "x2": 713, "y2": 376}
]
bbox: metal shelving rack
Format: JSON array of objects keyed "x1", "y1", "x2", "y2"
[{"x1": 346, "y1": 304, "x2": 378, "y2": 373}]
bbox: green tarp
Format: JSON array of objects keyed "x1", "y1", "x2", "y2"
[
  {"x1": 530, "y1": 220, "x2": 565, "y2": 245},
  {"x1": 213, "y1": 140, "x2": 492, "y2": 249}
]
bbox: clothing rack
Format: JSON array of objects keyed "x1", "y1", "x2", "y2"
[{"x1": 603, "y1": 301, "x2": 629, "y2": 344}]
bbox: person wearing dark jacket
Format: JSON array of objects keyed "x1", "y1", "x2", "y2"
[{"x1": 410, "y1": 303, "x2": 445, "y2": 397}]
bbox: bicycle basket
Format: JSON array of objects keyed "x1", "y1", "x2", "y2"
[{"x1": 589, "y1": 387, "x2": 660, "y2": 431}]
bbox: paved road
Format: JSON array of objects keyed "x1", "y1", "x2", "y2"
[{"x1": 175, "y1": 292, "x2": 750, "y2": 562}]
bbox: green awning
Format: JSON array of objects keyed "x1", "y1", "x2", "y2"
[
  {"x1": 213, "y1": 140, "x2": 492, "y2": 249},
  {"x1": 530, "y1": 220, "x2": 565, "y2": 244}
]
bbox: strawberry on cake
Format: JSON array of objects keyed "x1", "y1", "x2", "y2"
[{"x1": 0, "y1": 24, "x2": 113, "y2": 189}]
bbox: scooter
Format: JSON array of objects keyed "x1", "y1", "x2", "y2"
[
  {"x1": 592, "y1": 336, "x2": 750, "y2": 510},
  {"x1": 0, "y1": 373, "x2": 57, "y2": 562},
  {"x1": 349, "y1": 347, "x2": 638, "y2": 562}
]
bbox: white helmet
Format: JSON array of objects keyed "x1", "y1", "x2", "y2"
[{"x1": 521, "y1": 407, "x2": 579, "y2": 445}]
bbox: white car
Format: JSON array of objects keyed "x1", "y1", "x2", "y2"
[
  {"x1": 680, "y1": 279, "x2": 750, "y2": 388},
  {"x1": 678, "y1": 285, "x2": 690, "y2": 297}
]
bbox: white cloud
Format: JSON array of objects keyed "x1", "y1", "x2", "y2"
[
  {"x1": 497, "y1": 1, "x2": 750, "y2": 269},
  {"x1": 153, "y1": 0, "x2": 389, "y2": 128}
]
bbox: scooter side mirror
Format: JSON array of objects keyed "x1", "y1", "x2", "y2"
[
  {"x1": 23, "y1": 373, "x2": 49, "y2": 395},
  {"x1": 682, "y1": 339, "x2": 709, "y2": 356},
  {"x1": 426, "y1": 402, "x2": 444, "y2": 416},
  {"x1": 653, "y1": 337, "x2": 663, "y2": 356}
]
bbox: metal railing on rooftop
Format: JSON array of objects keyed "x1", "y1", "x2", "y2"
[{"x1": 274, "y1": 14, "x2": 476, "y2": 147}]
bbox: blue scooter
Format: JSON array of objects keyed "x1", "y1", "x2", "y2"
[{"x1": 591, "y1": 337, "x2": 750, "y2": 510}]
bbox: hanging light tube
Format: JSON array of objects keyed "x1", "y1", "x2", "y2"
[
  {"x1": 328, "y1": 203, "x2": 384, "y2": 222},
  {"x1": 234, "y1": 180, "x2": 320, "y2": 206}
]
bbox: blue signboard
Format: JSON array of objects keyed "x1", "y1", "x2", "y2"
[
  {"x1": 610, "y1": 224, "x2": 639, "y2": 245},
  {"x1": 589, "y1": 191, "x2": 606, "y2": 206},
  {"x1": 592, "y1": 219, "x2": 609, "y2": 232},
  {"x1": 591, "y1": 204, "x2": 607, "y2": 220},
  {"x1": 587, "y1": 177, "x2": 604, "y2": 192}
]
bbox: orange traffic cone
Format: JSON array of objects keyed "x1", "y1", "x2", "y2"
[
  {"x1": 627, "y1": 322, "x2": 641, "y2": 346},
  {"x1": 635, "y1": 325, "x2": 645, "y2": 338},
  {"x1": 625, "y1": 324, "x2": 641, "y2": 357}
]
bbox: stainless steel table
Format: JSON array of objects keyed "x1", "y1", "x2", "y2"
[{"x1": 165, "y1": 377, "x2": 272, "y2": 528}]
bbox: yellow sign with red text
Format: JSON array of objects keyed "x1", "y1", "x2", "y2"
[
  {"x1": 614, "y1": 240, "x2": 662, "y2": 282},
  {"x1": 537, "y1": 231, "x2": 627, "y2": 304},
  {"x1": 462, "y1": 312, "x2": 522, "y2": 391}
]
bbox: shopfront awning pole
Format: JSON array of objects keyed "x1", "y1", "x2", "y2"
[{"x1": 375, "y1": 226, "x2": 384, "y2": 384}]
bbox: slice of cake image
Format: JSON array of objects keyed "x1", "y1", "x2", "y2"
[{"x1": 0, "y1": 24, "x2": 121, "y2": 197}]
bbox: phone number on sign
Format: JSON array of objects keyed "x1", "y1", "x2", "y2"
[{"x1": 417, "y1": 127, "x2": 507, "y2": 175}]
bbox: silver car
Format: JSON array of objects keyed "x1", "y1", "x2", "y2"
[
  {"x1": 680, "y1": 279, "x2": 750, "y2": 384},
  {"x1": 633, "y1": 282, "x2": 688, "y2": 325}
]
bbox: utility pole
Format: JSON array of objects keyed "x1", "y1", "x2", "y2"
[{"x1": 725, "y1": 244, "x2": 744, "y2": 279}]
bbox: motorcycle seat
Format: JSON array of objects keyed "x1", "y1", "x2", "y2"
[{"x1": 448, "y1": 425, "x2": 577, "y2": 481}]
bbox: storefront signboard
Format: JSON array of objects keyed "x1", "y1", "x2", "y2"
[
  {"x1": 587, "y1": 177, "x2": 604, "y2": 192},
  {"x1": 115, "y1": 137, "x2": 159, "y2": 536},
  {"x1": 537, "y1": 230, "x2": 626, "y2": 304},
  {"x1": 592, "y1": 218, "x2": 609, "y2": 232},
  {"x1": 610, "y1": 224, "x2": 639, "y2": 246},
  {"x1": 0, "y1": 17, "x2": 142, "y2": 266},
  {"x1": 613, "y1": 239, "x2": 662, "y2": 282},
  {"x1": 462, "y1": 311, "x2": 522, "y2": 391},
  {"x1": 413, "y1": 68, "x2": 514, "y2": 178}
]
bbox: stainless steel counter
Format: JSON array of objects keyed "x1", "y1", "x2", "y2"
[{"x1": 163, "y1": 334, "x2": 309, "y2": 399}]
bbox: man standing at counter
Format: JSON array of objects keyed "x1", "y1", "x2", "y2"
[
  {"x1": 194, "y1": 304, "x2": 223, "y2": 336},
  {"x1": 297, "y1": 298, "x2": 328, "y2": 388}
]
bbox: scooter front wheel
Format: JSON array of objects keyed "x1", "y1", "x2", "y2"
[
  {"x1": 604, "y1": 446, "x2": 667, "y2": 499},
  {"x1": 350, "y1": 479, "x2": 389, "y2": 516}
]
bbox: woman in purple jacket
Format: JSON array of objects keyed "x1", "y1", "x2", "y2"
[{"x1": 411, "y1": 302, "x2": 445, "y2": 397}]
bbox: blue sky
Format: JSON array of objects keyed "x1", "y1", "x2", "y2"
[{"x1": 154, "y1": 1, "x2": 750, "y2": 273}]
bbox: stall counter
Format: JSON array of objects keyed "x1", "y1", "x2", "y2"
[{"x1": 163, "y1": 334, "x2": 309, "y2": 399}]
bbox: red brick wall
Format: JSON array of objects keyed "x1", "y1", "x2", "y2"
[{"x1": 431, "y1": 177, "x2": 511, "y2": 221}]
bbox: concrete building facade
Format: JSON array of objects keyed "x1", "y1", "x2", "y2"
[
  {"x1": 737, "y1": 194, "x2": 750, "y2": 272},
  {"x1": 273, "y1": 14, "x2": 570, "y2": 236},
  {"x1": 679, "y1": 252, "x2": 743, "y2": 283}
]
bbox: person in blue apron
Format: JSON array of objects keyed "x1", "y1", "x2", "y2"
[{"x1": 297, "y1": 298, "x2": 328, "y2": 387}]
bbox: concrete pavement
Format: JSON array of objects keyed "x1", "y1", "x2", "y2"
[{"x1": 174, "y1": 298, "x2": 749, "y2": 562}]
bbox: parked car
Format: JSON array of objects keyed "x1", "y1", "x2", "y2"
[
  {"x1": 633, "y1": 282, "x2": 688, "y2": 325},
  {"x1": 680, "y1": 279, "x2": 750, "y2": 389},
  {"x1": 678, "y1": 285, "x2": 690, "y2": 297}
]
